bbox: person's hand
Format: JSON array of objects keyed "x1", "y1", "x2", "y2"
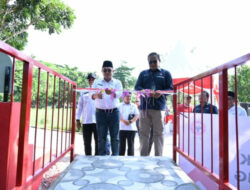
[
  {"x1": 123, "y1": 120, "x2": 130, "y2": 126},
  {"x1": 143, "y1": 89, "x2": 154, "y2": 97},
  {"x1": 105, "y1": 88, "x2": 113, "y2": 95},
  {"x1": 149, "y1": 91, "x2": 155, "y2": 97},
  {"x1": 154, "y1": 90, "x2": 162, "y2": 99},
  {"x1": 121, "y1": 118, "x2": 130, "y2": 125},
  {"x1": 92, "y1": 92, "x2": 103, "y2": 99},
  {"x1": 76, "y1": 120, "x2": 81, "y2": 130}
]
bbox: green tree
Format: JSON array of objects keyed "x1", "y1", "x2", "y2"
[
  {"x1": 35, "y1": 61, "x2": 90, "y2": 107},
  {"x1": 9, "y1": 60, "x2": 90, "y2": 107},
  {"x1": 0, "y1": 0, "x2": 76, "y2": 50},
  {"x1": 113, "y1": 61, "x2": 137, "y2": 90},
  {"x1": 13, "y1": 60, "x2": 23, "y2": 102},
  {"x1": 228, "y1": 65, "x2": 250, "y2": 102}
]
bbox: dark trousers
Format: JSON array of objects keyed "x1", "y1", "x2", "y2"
[
  {"x1": 148, "y1": 128, "x2": 154, "y2": 155},
  {"x1": 137, "y1": 119, "x2": 154, "y2": 155},
  {"x1": 82, "y1": 123, "x2": 98, "y2": 155},
  {"x1": 96, "y1": 109, "x2": 120, "y2": 155},
  {"x1": 119, "y1": 130, "x2": 136, "y2": 156}
]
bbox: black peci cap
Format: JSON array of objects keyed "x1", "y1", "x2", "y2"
[
  {"x1": 102, "y1": 60, "x2": 113, "y2": 68},
  {"x1": 228, "y1": 91, "x2": 235, "y2": 98},
  {"x1": 86, "y1": 73, "x2": 97, "y2": 79}
]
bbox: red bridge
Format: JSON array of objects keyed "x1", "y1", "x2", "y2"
[{"x1": 0, "y1": 40, "x2": 249, "y2": 190}]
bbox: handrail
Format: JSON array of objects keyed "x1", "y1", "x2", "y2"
[
  {"x1": 0, "y1": 40, "x2": 77, "y2": 190},
  {"x1": 174, "y1": 53, "x2": 250, "y2": 86},
  {"x1": 173, "y1": 53, "x2": 250, "y2": 190}
]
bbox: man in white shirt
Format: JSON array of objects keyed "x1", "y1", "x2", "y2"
[
  {"x1": 91, "y1": 61, "x2": 123, "y2": 155},
  {"x1": 119, "y1": 92, "x2": 139, "y2": 156},
  {"x1": 228, "y1": 91, "x2": 247, "y2": 117},
  {"x1": 76, "y1": 73, "x2": 98, "y2": 155}
]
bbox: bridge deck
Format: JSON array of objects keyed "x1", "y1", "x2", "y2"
[{"x1": 49, "y1": 155, "x2": 199, "y2": 190}]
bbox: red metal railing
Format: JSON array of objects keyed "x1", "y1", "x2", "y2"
[
  {"x1": 173, "y1": 53, "x2": 250, "y2": 190},
  {"x1": 0, "y1": 40, "x2": 77, "y2": 190}
]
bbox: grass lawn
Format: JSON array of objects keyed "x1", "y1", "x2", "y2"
[{"x1": 30, "y1": 107, "x2": 78, "y2": 131}]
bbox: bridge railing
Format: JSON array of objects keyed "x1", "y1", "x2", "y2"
[
  {"x1": 0, "y1": 41, "x2": 77, "y2": 190},
  {"x1": 173, "y1": 53, "x2": 250, "y2": 190}
]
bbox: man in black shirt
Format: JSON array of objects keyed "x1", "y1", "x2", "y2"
[
  {"x1": 135, "y1": 52, "x2": 173, "y2": 156},
  {"x1": 193, "y1": 91, "x2": 218, "y2": 114}
]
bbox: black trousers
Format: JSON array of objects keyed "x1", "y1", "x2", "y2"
[
  {"x1": 82, "y1": 123, "x2": 98, "y2": 155},
  {"x1": 119, "y1": 130, "x2": 136, "y2": 156}
]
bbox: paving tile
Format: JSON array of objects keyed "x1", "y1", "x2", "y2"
[{"x1": 49, "y1": 156, "x2": 199, "y2": 190}]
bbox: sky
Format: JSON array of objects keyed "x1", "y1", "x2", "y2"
[{"x1": 23, "y1": 0, "x2": 250, "y2": 78}]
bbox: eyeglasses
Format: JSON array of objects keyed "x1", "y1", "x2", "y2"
[
  {"x1": 103, "y1": 68, "x2": 112, "y2": 73},
  {"x1": 88, "y1": 78, "x2": 95, "y2": 81},
  {"x1": 149, "y1": 60, "x2": 157, "y2": 65}
]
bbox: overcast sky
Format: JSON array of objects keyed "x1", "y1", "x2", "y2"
[{"x1": 23, "y1": 0, "x2": 250, "y2": 78}]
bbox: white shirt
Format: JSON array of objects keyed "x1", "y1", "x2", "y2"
[
  {"x1": 90, "y1": 78, "x2": 123, "y2": 109},
  {"x1": 119, "y1": 102, "x2": 139, "y2": 131},
  {"x1": 228, "y1": 105, "x2": 247, "y2": 117},
  {"x1": 76, "y1": 91, "x2": 96, "y2": 124}
]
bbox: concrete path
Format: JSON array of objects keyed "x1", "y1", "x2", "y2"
[
  {"x1": 49, "y1": 155, "x2": 199, "y2": 190},
  {"x1": 39, "y1": 125, "x2": 180, "y2": 189},
  {"x1": 45, "y1": 127, "x2": 200, "y2": 190}
]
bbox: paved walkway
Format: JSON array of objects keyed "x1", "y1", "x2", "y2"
[
  {"x1": 49, "y1": 156, "x2": 199, "y2": 190},
  {"x1": 40, "y1": 126, "x2": 180, "y2": 189},
  {"x1": 43, "y1": 128, "x2": 199, "y2": 190}
]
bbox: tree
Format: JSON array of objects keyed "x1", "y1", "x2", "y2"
[
  {"x1": 35, "y1": 61, "x2": 90, "y2": 108},
  {"x1": 0, "y1": 0, "x2": 76, "y2": 50},
  {"x1": 113, "y1": 61, "x2": 137, "y2": 90},
  {"x1": 228, "y1": 65, "x2": 250, "y2": 102},
  {"x1": 10, "y1": 60, "x2": 90, "y2": 107}
]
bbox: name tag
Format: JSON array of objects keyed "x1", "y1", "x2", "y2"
[{"x1": 156, "y1": 76, "x2": 164, "y2": 79}]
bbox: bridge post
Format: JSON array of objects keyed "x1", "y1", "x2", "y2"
[
  {"x1": 0, "y1": 102, "x2": 20, "y2": 190},
  {"x1": 70, "y1": 85, "x2": 77, "y2": 162},
  {"x1": 16, "y1": 61, "x2": 34, "y2": 186},
  {"x1": 173, "y1": 86, "x2": 177, "y2": 162},
  {"x1": 218, "y1": 69, "x2": 229, "y2": 189}
]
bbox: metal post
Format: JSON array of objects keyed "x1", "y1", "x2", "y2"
[
  {"x1": 218, "y1": 69, "x2": 229, "y2": 189},
  {"x1": 234, "y1": 66, "x2": 240, "y2": 190},
  {"x1": 42, "y1": 72, "x2": 50, "y2": 168},
  {"x1": 33, "y1": 68, "x2": 41, "y2": 175},
  {"x1": 16, "y1": 61, "x2": 33, "y2": 186},
  {"x1": 173, "y1": 86, "x2": 177, "y2": 162},
  {"x1": 70, "y1": 85, "x2": 77, "y2": 162},
  {"x1": 50, "y1": 75, "x2": 56, "y2": 162},
  {"x1": 210, "y1": 75, "x2": 214, "y2": 173}
]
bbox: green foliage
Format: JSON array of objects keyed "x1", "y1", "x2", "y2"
[
  {"x1": 113, "y1": 61, "x2": 137, "y2": 90},
  {"x1": 30, "y1": 107, "x2": 78, "y2": 131},
  {"x1": 228, "y1": 65, "x2": 250, "y2": 102},
  {"x1": 0, "y1": 0, "x2": 76, "y2": 50},
  {"x1": 50, "y1": 63, "x2": 88, "y2": 88},
  {"x1": 13, "y1": 60, "x2": 24, "y2": 102}
]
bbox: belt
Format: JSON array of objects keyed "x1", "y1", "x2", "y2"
[{"x1": 96, "y1": 108, "x2": 118, "y2": 112}]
